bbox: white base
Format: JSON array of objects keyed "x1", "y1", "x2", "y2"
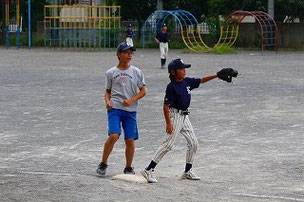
[{"x1": 112, "y1": 174, "x2": 148, "y2": 184}]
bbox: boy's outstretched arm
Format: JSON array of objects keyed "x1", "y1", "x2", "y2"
[
  {"x1": 122, "y1": 86, "x2": 146, "y2": 107},
  {"x1": 163, "y1": 104, "x2": 173, "y2": 134},
  {"x1": 201, "y1": 74, "x2": 218, "y2": 83}
]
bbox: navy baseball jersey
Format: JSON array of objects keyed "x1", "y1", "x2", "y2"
[
  {"x1": 126, "y1": 29, "x2": 135, "y2": 38},
  {"x1": 164, "y1": 77, "x2": 201, "y2": 110},
  {"x1": 156, "y1": 32, "x2": 170, "y2": 43}
]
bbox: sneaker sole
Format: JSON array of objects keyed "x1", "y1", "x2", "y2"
[
  {"x1": 124, "y1": 172, "x2": 135, "y2": 175},
  {"x1": 182, "y1": 176, "x2": 200, "y2": 180},
  {"x1": 96, "y1": 169, "x2": 106, "y2": 176}
]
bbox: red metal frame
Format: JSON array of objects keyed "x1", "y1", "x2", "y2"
[{"x1": 224, "y1": 10, "x2": 279, "y2": 53}]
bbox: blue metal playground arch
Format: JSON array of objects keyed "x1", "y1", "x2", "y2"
[
  {"x1": 142, "y1": 10, "x2": 200, "y2": 50},
  {"x1": 143, "y1": 9, "x2": 279, "y2": 53}
]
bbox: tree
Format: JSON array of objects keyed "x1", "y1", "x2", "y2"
[
  {"x1": 275, "y1": 0, "x2": 304, "y2": 22},
  {"x1": 20, "y1": 0, "x2": 50, "y2": 32},
  {"x1": 163, "y1": 0, "x2": 208, "y2": 22},
  {"x1": 203, "y1": 0, "x2": 304, "y2": 23},
  {"x1": 118, "y1": 0, "x2": 157, "y2": 39}
]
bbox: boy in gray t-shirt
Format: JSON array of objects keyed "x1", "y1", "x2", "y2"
[{"x1": 97, "y1": 42, "x2": 146, "y2": 175}]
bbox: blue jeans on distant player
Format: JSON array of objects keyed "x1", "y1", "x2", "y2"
[{"x1": 107, "y1": 108, "x2": 138, "y2": 140}]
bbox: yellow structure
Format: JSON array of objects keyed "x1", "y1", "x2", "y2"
[
  {"x1": 44, "y1": 1, "x2": 121, "y2": 48},
  {"x1": 143, "y1": 10, "x2": 278, "y2": 53}
]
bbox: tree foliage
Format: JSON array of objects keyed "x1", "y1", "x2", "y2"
[
  {"x1": 20, "y1": 0, "x2": 50, "y2": 32},
  {"x1": 275, "y1": 0, "x2": 304, "y2": 22},
  {"x1": 0, "y1": 0, "x2": 49, "y2": 32},
  {"x1": 119, "y1": 0, "x2": 304, "y2": 23},
  {"x1": 163, "y1": 0, "x2": 208, "y2": 21},
  {"x1": 2, "y1": 0, "x2": 304, "y2": 34},
  {"x1": 117, "y1": 0, "x2": 157, "y2": 39}
]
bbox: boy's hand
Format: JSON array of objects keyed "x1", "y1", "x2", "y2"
[
  {"x1": 106, "y1": 100, "x2": 113, "y2": 110},
  {"x1": 122, "y1": 98, "x2": 133, "y2": 107},
  {"x1": 166, "y1": 123, "x2": 173, "y2": 134}
]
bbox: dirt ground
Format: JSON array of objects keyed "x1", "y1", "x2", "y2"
[{"x1": 0, "y1": 48, "x2": 303, "y2": 202}]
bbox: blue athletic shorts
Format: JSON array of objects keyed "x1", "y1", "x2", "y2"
[{"x1": 107, "y1": 108, "x2": 138, "y2": 140}]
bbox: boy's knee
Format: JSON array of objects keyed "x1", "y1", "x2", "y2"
[
  {"x1": 108, "y1": 133, "x2": 119, "y2": 143},
  {"x1": 125, "y1": 138, "x2": 135, "y2": 147}
]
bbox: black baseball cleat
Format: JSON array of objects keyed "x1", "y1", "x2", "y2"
[
  {"x1": 123, "y1": 167, "x2": 135, "y2": 175},
  {"x1": 96, "y1": 162, "x2": 108, "y2": 175}
]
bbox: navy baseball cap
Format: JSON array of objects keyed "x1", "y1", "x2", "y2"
[
  {"x1": 162, "y1": 23, "x2": 167, "y2": 27},
  {"x1": 117, "y1": 42, "x2": 136, "y2": 52},
  {"x1": 168, "y1": 58, "x2": 191, "y2": 71}
]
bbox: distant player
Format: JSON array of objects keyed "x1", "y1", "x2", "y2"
[
  {"x1": 96, "y1": 42, "x2": 146, "y2": 176},
  {"x1": 155, "y1": 23, "x2": 170, "y2": 69},
  {"x1": 125, "y1": 24, "x2": 135, "y2": 46},
  {"x1": 141, "y1": 58, "x2": 238, "y2": 183}
]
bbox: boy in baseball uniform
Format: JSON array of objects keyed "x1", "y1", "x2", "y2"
[
  {"x1": 97, "y1": 42, "x2": 146, "y2": 175},
  {"x1": 141, "y1": 58, "x2": 219, "y2": 183},
  {"x1": 155, "y1": 24, "x2": 170, "y2": 69},
  {"x1": 125, "y1": 24, "x2": 135, "y2": 46}
]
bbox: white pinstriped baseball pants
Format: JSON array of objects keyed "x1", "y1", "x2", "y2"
[
  {"x1": 159, "y1": 42, "x2": 168, "y2": 59},
  {"x1": 126, "y1": 37, "x2": 133, "y2": 46},
  {"x1": 152, "y1": 108, "x2": 198, "y2": 164}
]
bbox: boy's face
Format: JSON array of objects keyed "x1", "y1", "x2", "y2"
[
  {"x1": 172, "y1": 68, "x2": 186, "y2": 80},
  {"x1": 117, "y1": 49, "x2": 133, "y2": 62}
]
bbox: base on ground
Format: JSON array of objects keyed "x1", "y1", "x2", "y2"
[{"x1": 112, "y1": 174, "x2": 148, "y2": 184}]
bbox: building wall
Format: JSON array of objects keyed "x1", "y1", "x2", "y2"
[
  {"x1": 236, "y1": 23, "x2": 304, "y2": 49},
  {"x1": 277, "y1": 23, "x2": 304, "y2": 49}
]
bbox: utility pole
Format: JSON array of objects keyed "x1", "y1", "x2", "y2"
[
  {"x1": 28, "y1": 0, "x2": 31, "y2": 49},
  {"x1": 157, "y1": 0, "x2": 163, "y2": 10},
  {"x1": 268, "y1": 0, "x2": 274, "y2": 17},
  {"x1": 1, "y1": 0, "x2": 5, "y2": 44}
]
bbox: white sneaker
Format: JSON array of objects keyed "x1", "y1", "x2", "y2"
[
  {"x1": 141, "y1": 169, "x2": 158, "y2": 183},
  {"x1": 182, "y1": 169, "x2": 200, "y2": 180}
]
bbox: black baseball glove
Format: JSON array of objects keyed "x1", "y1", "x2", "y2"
[{"x1": 217, "y1": 68, "x2": 238, "y2": 83}]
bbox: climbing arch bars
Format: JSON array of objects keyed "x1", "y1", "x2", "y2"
[
  {"x1": 223, "y1": 10, "x2": 278, "y2": 53},
  {"x1": 142, "y1": 10, "x2": 278, "y2": 53},
  {"x1": 142, "y1": 10, "x2": 210, "y2": 52}
]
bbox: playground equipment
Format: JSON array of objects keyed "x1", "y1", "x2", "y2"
[
  {"x1": 142, "y1": 10, "x2": 278, "y2": 53},
  {"x1": 4, "y1": 0, "x2": 21, "y2": 49},
  {"x1": 3, "y1": 0, "x2": 31, "y2": 49},
  {"x1": 224, "y1": 10, "x2": 278, "y2": 52},
  {"x1": 44, "y1": 0, "x2": 121, "y2": 49}
]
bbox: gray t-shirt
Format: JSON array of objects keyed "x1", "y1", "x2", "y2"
[{"x1": 105, "y1": 65, "x2": 145, "y2": 112}]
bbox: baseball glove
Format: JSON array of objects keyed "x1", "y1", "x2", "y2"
[{"x1": 217, "y1": 68, "x2": 238, "y2": 83}]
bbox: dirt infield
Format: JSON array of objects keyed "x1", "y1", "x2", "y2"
[{"x1": 0, "y1": 48, "x2": 303, "y2": 201}]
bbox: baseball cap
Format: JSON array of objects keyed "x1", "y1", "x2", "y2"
[
  {"x1": 117, "y1": 42, "x2": 136, "y2": 52},
  {"x1": 127, "y1": 24, "x2": 132, "y2": 27},
  {"x1": 162, "y1": 23, "x2": 167, "y2": 27},
  {"x1": 168, "y1": 58, "x2": 191, "y2": 71}
]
